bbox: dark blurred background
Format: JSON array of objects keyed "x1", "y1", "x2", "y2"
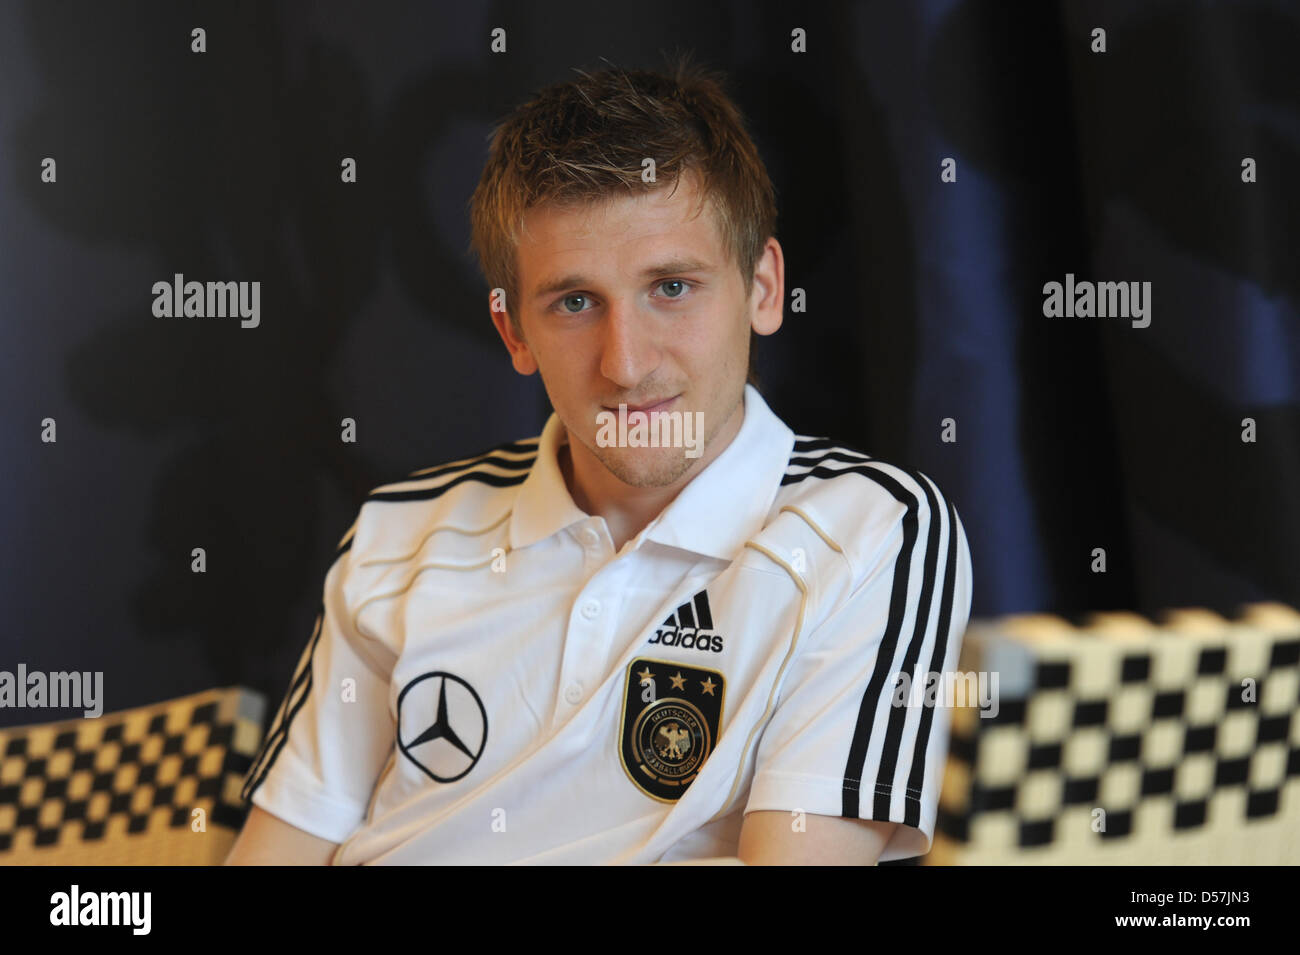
[{"x1": 1, "y1": 0, "x2": 1296, "y2": 725}]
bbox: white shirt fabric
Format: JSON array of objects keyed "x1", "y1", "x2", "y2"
[{"x1": 242, "y1": 384, "x2": 973, "y2": 864}]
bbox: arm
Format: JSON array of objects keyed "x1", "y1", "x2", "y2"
[
  {"x1": 737, "y1": 811, "x2": 897, "y2": 865},
  {"x1": 223, "y1": 805, "x2": 341, "y2": 866},
  {"x1": 739, "y1": 470, "x2": 973, "y2": 865},
  {"x1": 235, "y1": 512, "x2": 396, "y2": 864},
  {"x1": 654, "y1": 814, "x2": 896, "y2": 865}
]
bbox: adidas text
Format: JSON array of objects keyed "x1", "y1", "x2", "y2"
[{"x1": 649, "y1": 626, "x2": 723, "y2": 652}]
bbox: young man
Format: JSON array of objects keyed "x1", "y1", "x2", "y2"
[{"x1": 226, "y1": 60, "x2": 972, "y2": 865}]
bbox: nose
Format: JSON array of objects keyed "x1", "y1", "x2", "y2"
[{"x1": 599, "y1": 298, "x2": 662, "y2": 389}]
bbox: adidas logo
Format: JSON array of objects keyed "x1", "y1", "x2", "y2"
[{"x1": 648, "y1": 589, "x2": 724, "y2": 653}]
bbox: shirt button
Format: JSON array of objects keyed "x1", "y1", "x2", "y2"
[
  {"x1": 580, "y1": 598, "x2": 601, "y2": 619},
  {"x1": 581, "y1": 527, "x2": 600, "y2": 547},
  {"x1": 564, "y1": 682, "x2": 584, "y2": 704}
]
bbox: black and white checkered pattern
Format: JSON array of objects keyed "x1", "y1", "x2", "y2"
[
  {"x1": 0, "y1": 687, "x2": 264, "y2": 857},
  {"x1": 929, "y1": 604, "x2": 1300, "y2": 863}
]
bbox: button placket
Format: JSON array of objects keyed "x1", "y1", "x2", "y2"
[{"x1": 554, "y1": 554, "x2": 627, "y2": 720}]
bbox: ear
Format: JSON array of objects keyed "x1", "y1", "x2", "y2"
[
  {"x1": 489, "y1": 294, "x2": 539, "y2": 375},
  {"x1": 748, "y1": 237, "x2": 784, "y2": 337}
]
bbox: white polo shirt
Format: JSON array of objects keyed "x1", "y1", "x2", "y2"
[{"x1": 242, "y1": 384, "x2": 973, "y2": 864}]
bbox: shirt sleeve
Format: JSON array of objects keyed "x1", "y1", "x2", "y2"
[
  {"x1": 744, "y1": 476, "x2": 974, "y2": 862},
  {"x1": 240, "y1": 522, "x2": 397, "y2": 844}
]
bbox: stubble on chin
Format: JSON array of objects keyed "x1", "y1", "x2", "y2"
[{"x1": 589, "y1": 444, "x2": 700, "y2": 489}]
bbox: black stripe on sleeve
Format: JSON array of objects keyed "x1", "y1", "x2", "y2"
[
  {"x1": 865, "y1": 470, "x2": 946, "y2": 828},
  {"x1": 242, "y1": 604, "x2": 324, "y2": 803},
  {"x1": 368, "y1": 467, "x2": 531, "y2": 502},
  {"x1": 792, "y1": 437, "x2": 870, "y2": 455},
  {"x1": 406, "y1": 438, "x2": 540, "y2": 477},
  {"x1": 377, "y1": 435, "x2": 541, "y2": 494},
  {"x1": 837, "y1": 465, "x2": 924, "y2": 820},
  {"x1": 403, "y1": 452, "x2": 537, "y2": 482},
  {"x1": 242, "y1": 531, "x2": 355, "y2": 800},
  {"x1": 787, "y1": 451, "x2": 875, "y2": 468},
  {"x1": 901, "y1": 494, "x2": 963, "y2": 826}
]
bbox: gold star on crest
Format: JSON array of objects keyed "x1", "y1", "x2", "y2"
[
  {"x1": 670, "y1": 672, "x2": 686, "y2": 690},
  {"x1": 637, "y1": 666, "x2": 654, "y2": 683},
  {"x1": 700, "y1": 677, "x2": 717, "y2": 696}
]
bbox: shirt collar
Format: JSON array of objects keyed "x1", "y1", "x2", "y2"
[
  {"x1": 508, "y1": 411, "x2": 591, "y2": 551},
  {"x1": 509, "y1": 384, "x2": 795, "y2": 560}
]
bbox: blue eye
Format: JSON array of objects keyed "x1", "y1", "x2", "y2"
[
  {"x1": 558, "y1": 294, "x2": 588, "y2": 313},
  {"x1": 549, "y1": 281, "x2": 692, "y2": 314}
]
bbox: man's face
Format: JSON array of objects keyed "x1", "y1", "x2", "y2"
[{"x1": 494, "y1": 171, "x2": 781, "y2": 489}]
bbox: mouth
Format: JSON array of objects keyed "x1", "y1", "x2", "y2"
[{"x1": 605, "y1": 395, "x2": 679, "y2": 415}]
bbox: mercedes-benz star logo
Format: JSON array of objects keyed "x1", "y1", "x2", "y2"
[{"x1": 396, "y1": 671, "x2": 488, "y2": 783}]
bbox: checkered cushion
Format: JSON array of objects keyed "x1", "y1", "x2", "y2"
[
  {"x1": 927, "y1": 603, "x2": 1300, "y2": 864},
  {"x1": 0, "y1": 686, "x2": 265, "y2": 864}
]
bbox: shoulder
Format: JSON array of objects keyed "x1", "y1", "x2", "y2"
[
  {"x1": 344, "y1": 434, "x2": 541, "y2": 564},
  {"x1": 764, "y1": 434, "x2": 966, "y2": 594}
]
